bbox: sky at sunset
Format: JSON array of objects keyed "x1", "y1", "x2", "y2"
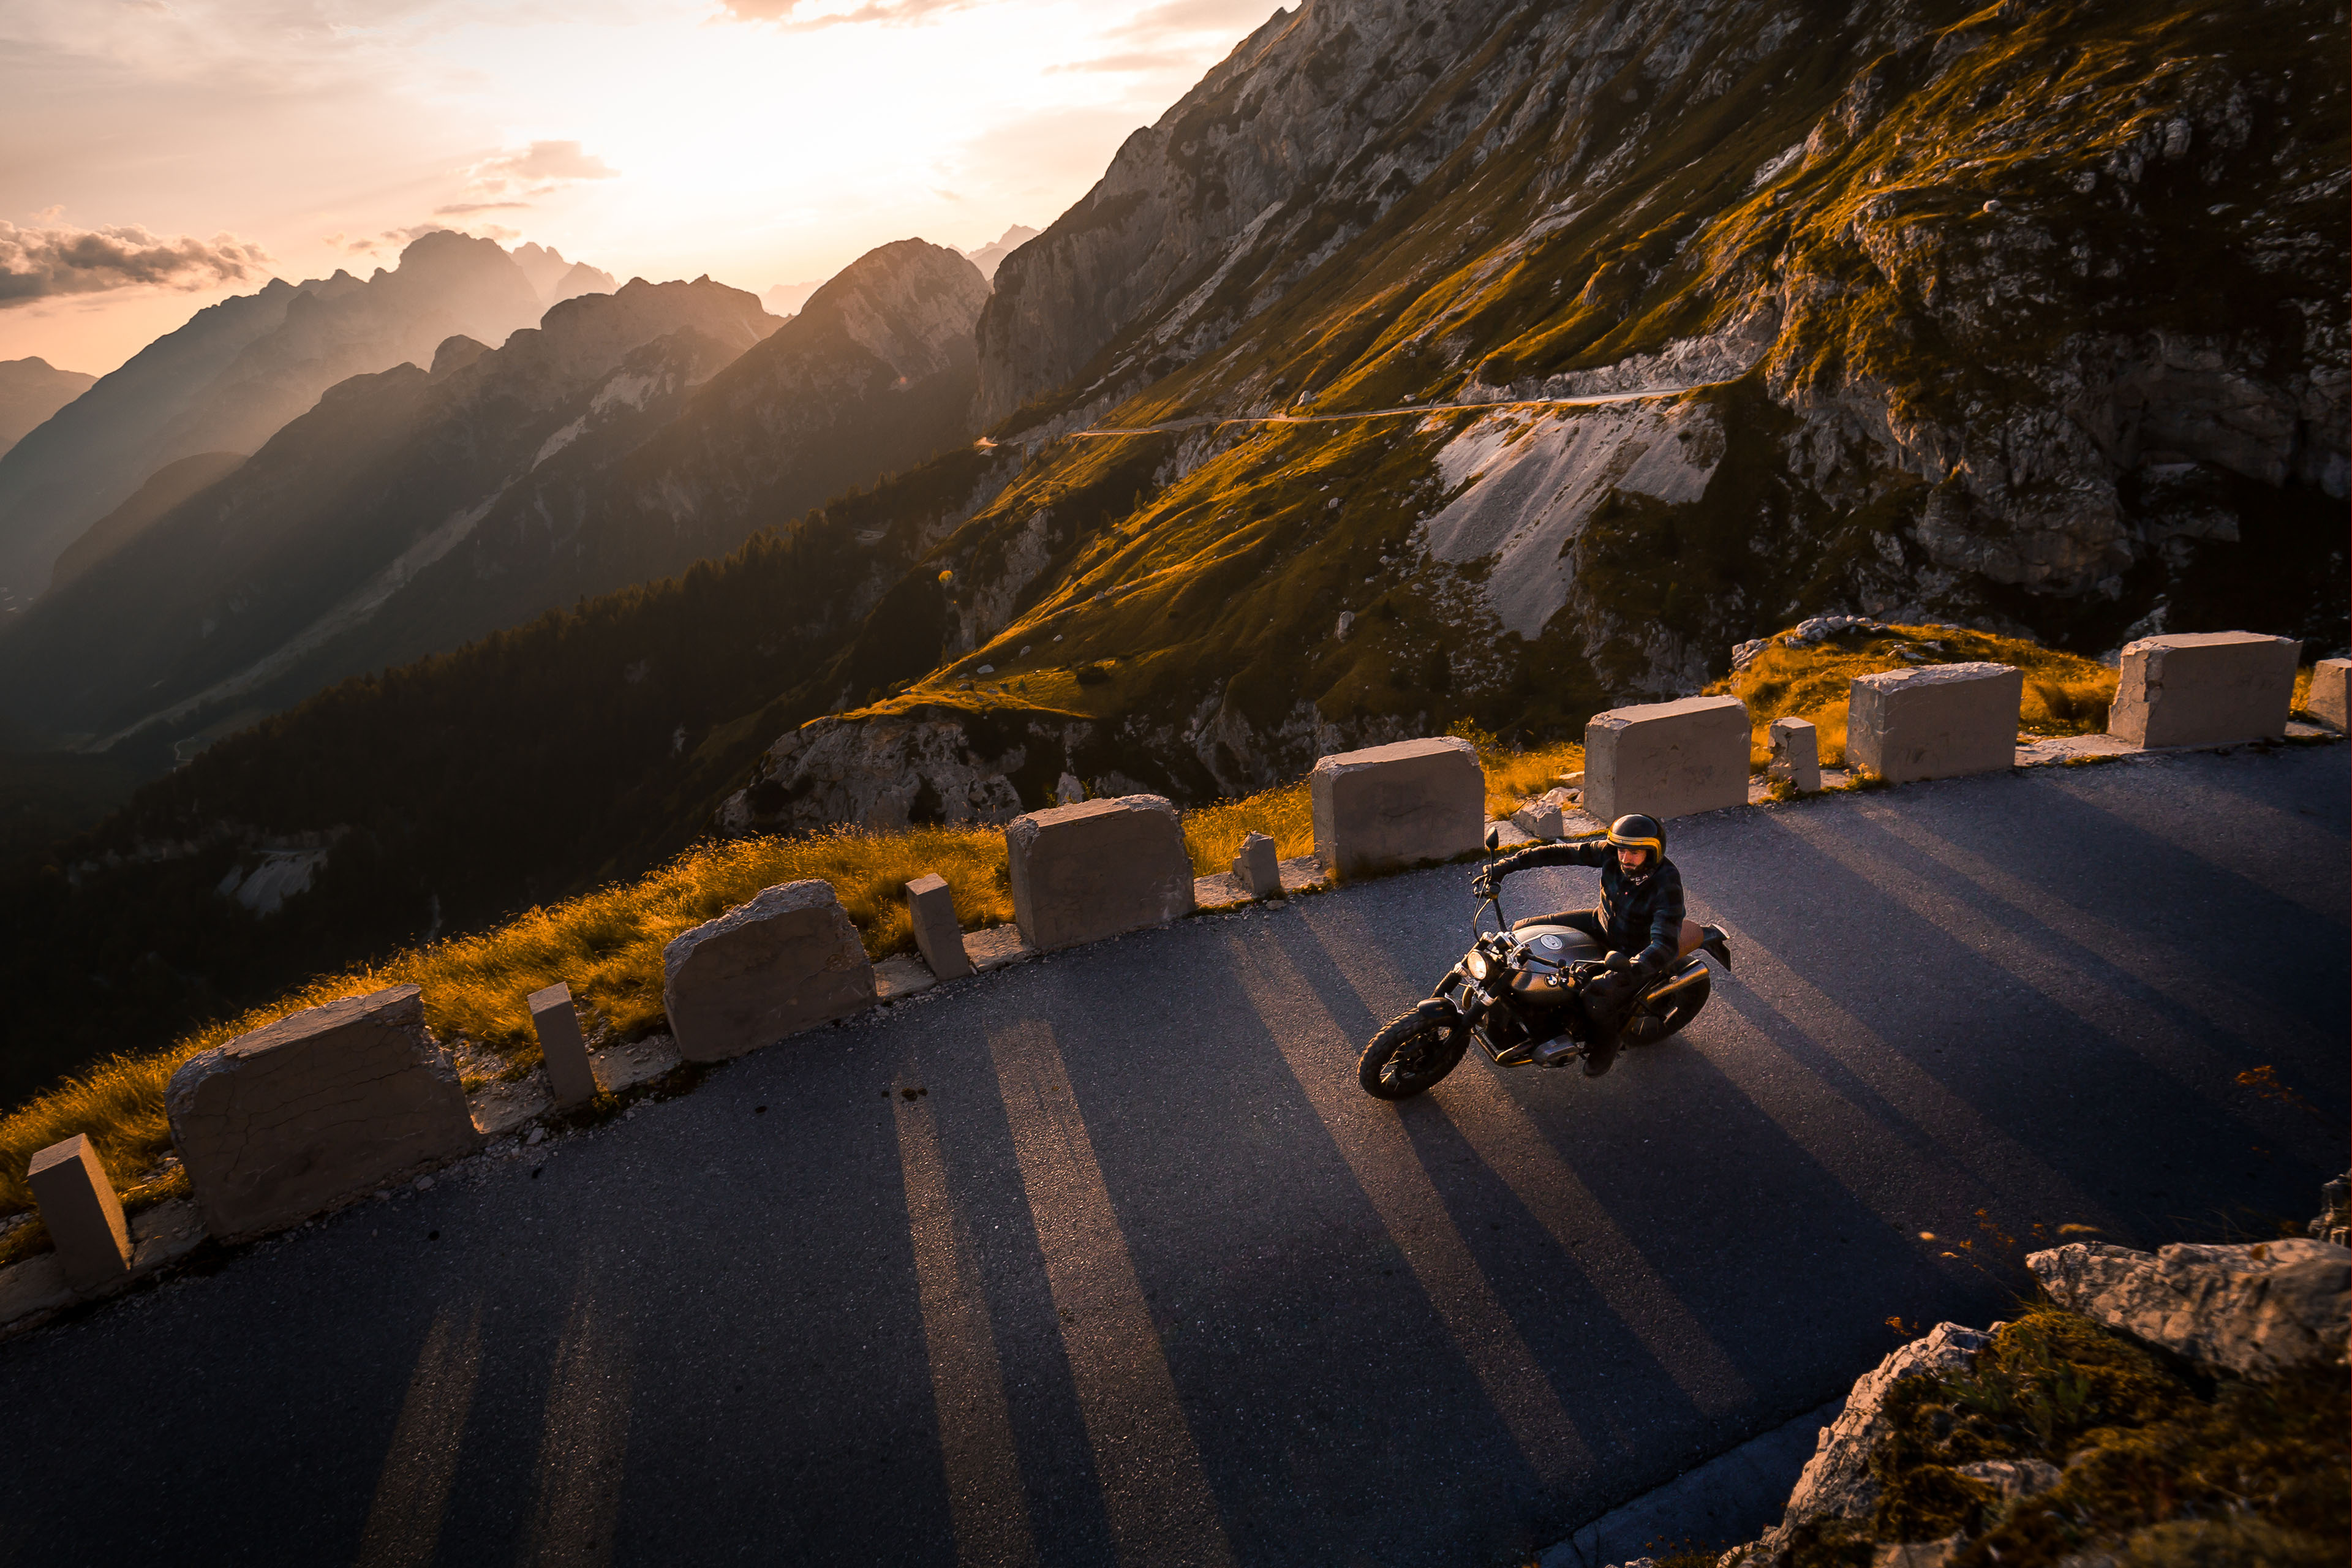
[{"x1": 1, "y1": 0, "x2": 1279, "y2": 374}]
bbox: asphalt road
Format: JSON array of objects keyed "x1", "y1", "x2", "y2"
[{"x1": 1, "y1": 745, "x2": 2343, "y2": 1568}]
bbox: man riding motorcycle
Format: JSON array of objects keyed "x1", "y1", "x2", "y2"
[{"x1": 1471, "y1": 812, "x2": 1700, "y2": 1078}]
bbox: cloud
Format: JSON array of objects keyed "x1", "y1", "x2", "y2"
[
  {"x1": 434, "y1": 200, "x2": 533, "y2": 215},
  {"x1": 462, "y1": 139, "x2": 619, "y2": 198},
  {"x1": 0, "y1": 219, "x2": 272, "y2": 306},
  {"x1": 719, "y1": 0, "x2": 978, "y2": 28},
  {"x1": 1046, "y1": 51, "x2": 1183, "y2": 75}
]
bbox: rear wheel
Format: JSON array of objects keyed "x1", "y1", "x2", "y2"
[
  {"x1": 1357, "y1": 1009, "x2": 1468, "y2": 1099},
  {"x1": 1623, "y1": 969, "x2": 1710, "y2": 1047}
]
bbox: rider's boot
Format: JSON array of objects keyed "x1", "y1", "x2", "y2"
[{"x1": 1581, "y1": 1023, "x2": 1621, "y2": 1078}]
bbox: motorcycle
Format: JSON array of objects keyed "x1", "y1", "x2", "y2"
[{"x1": 1356, "y1": 829, "x2": 1734, "y2": 1099}]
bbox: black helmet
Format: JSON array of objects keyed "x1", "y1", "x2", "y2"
[{"x1": 1607, "y1": 813, "x2": 1665, "y2": 861}]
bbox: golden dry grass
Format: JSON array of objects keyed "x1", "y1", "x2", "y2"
[
  {"x1": 1183, "y1": 781, "x2": 1314, "y2": 873},
  {"x1": 1712, "y1": 623, "x2": 2117, "y2": 768},
  {"x1": 0, "y1": 825, "x2": 1012, "y2": 1224},
  {"x1": 1477, "y1": 741, "x2": 1586, "y2": 818}
]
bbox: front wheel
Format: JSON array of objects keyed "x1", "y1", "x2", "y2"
[{"x1": 1357, "y1": 1008, "x2": 1468, "y2": 1099}]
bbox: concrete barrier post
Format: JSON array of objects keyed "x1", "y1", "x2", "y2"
[
  {"x1": 2108, "y1": 632, "x2": 2300, "y2": 747},
  {"x1": 167, "y1": 985, "x2": 482, "y2": 1240},
  {"x1": 2309, "y1": 658, "x2": 2351, "y2": 732},
  {"x1": 1232, "y1": 832, "x2": 1281, "y2": 899},
  {"x1": 1006, "y1": 796, "x2": 1195, "y2": 950},
  {"x1": 663, "y1": 881, "x2": 876, "y2": 1062},
  {"x1": 1583, "y1": 696, "x2": 1750, "y2": 823},
  {"x1": 529, "y1": 981, "x2": 599, "y2": 1109},
  {"x1": 1768, "y1": 717, "x2": 1821, "y2": 793},
  {"x1": 905, "y1": 873, "x2": 973, "y2": 979},
  {"x1": 1847, "y1": 662, "x2": 2022, "y2": 783},
  {"x1": 1310, "y1": 737, "x2": 1483, "y2": 880},
  {"x1": 25, "y1": 1134, "x2": 132, "y2": 1292}
]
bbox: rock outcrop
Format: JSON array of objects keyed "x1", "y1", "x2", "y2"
[
  {"x1": 1744, "y1": 1321, "x2": 1996, "y2": 1561},
  {"x1": 2027, "y1": 1238, "x2": 2351, "y2": 1379}
]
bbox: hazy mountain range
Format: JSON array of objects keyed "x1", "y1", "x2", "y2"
[
  {"x1": 0, "y1": 360, "x2": 96, "y2": 463},
  {"x1": 0, "y1": 0, "x2": 2342, "y2": 1097}
]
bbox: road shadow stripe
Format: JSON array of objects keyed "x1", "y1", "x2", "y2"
[
  {"x1": 1701, "y1": 910, "x2": 2111, "y2": 1234},
  {"x1": 1223, "y1": 930, "x2": 1593, "y2": 1493},
  {"x1": 1846, "y1": 797, "x2": 2339, "y2": 1055},
  {"x1": 894, "y1": 1090, "x2": 1041, "y2": 1568},
  {"x1": 1294, "y1": 897, "x2": 1755, "y2": 1423},
  {"x1": 1760, "y1": 810, "x2": 2331, "y2": 1158},
  {"x1": 354, "y1": 1299, "x2": 484, "y2": 1568},
  {"x1": 988, "y1": 1022, "x2": 1238, "y2": 1568},
  {"x1": 520, "y1": 1264, "x2": 633, "y2": 1567}
]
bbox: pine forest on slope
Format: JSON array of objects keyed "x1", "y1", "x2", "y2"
[{"x1": 0, "y1": 0, "x2": 2342, "y2": 1101}]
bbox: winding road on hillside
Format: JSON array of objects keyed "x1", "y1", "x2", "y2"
[
  {"x1": 1044, "y1": 384, "x2": 1701, "y2": 442},
  {"x1": 2, "y1": 747, "x2": 2345, "y2": 1566}
]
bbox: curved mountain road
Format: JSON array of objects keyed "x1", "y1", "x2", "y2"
[
  {"x1": 1, "y1": 746, "x2": 2344, "y2": 1566},
  {"x1": 1045, "y1": 385, "x2": 1701, "y2": 442}
]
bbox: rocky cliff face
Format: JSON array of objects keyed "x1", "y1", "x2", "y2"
[
  {"x1": 760, "y1": 0, "x2": 2345, "y2": 821},
  {"x1": 0, "y1": 277, "x2": 777, "y2": 747},
  {"x1": 398, "y1": 237, "x2": 990, "y2": 612},
  {"x1": 0, "y1": 232, "x2": 549, "y2": 600}
]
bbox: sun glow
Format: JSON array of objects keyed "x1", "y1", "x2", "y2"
[{"x1": 0, "y1": 0, "x2": 1279, "y2": 370}]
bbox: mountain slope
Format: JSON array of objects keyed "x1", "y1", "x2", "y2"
[
  {"x1": 187, "y1": 239, "x2": 992, "y2": 735},
  {"x1": 0, "y1": 360, "x2": 96, "y2": 464},
  {"x1": 0, "y1": 278, "x2": 777, "y2": 747},
  {"x1": 760, "y1": 0, "x2": 2344, "y2": 816},
  {"x1": 47, "y1": 451, "x2": 247, "y2": 589},
  {"x1": 0, "y1": 232, "x2": 548, "y2": 600}
]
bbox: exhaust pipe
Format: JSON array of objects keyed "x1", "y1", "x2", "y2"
[{"x1": 1644, "y1": 959, "x2": 1712, "y2": 1009}]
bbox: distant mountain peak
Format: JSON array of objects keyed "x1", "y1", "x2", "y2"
[{"x1": 962, "y1": 225, "x2": 1039, "y2": 282}]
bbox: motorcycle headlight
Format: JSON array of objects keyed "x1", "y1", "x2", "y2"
[{"x1": 1465, "y1": 951, "x2": 1490, "y2": 981}]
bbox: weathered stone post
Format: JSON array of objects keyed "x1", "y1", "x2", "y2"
[
  {"x1": 1006, "y1": 796, "x2": 1195, "y2": 950},
  {"x1": 1232, "y1": 832, "x2": 1282, "y2": 899},
  {"x1": 529, "y1": 981, "x2": 599, "y2": 1109},
  {"x1": 2309, "y1": 658, "x2": 2351, "y2": 733},
  {"x1": 662, "y1": 881, "x2": 876, "y2": 1062},
  {"x1": 1768, "y1": 716, "x2": 1822, "y2": 793},
  {"x1": 2108, "y1": 632, "x2": 2300, "y2": 747},
  {"x1": 1310, "y1": 737, "x2": 1483, "y2": 880},
  {"x1": 1510, "y1": 799, "x2": 1564, "y2": 840},
  {"x1": 1846, "y1": 663, "x2": 2022, "y2": 783},
  {"x1": 25, "y1": 1134, "x2": 132, "y2": 1292},
  {"x1": 1583, "y1": 696, "x2": 1750, "y2": 823},
  {"x1": 905, "y1": 873, "x2": 973, "y2": 979},
  {"x1": 167, "y1": 985, "x2": 482, "y2": 1240}
]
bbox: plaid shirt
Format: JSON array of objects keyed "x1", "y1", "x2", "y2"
[{"x1": 1494, "y1": 838, "x2": 1687, "y2": 970}]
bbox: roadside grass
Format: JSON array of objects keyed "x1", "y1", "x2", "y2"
[
  {"x1": 1183, "y1": 781, "x2": 1314, "y2": 873},
  {"x1": 1712, "y1": 624, "x2": 2118, "y2": 769},
  {"x1": 1449, "y1": 719, "x2": 1585, "y2": 817}
]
